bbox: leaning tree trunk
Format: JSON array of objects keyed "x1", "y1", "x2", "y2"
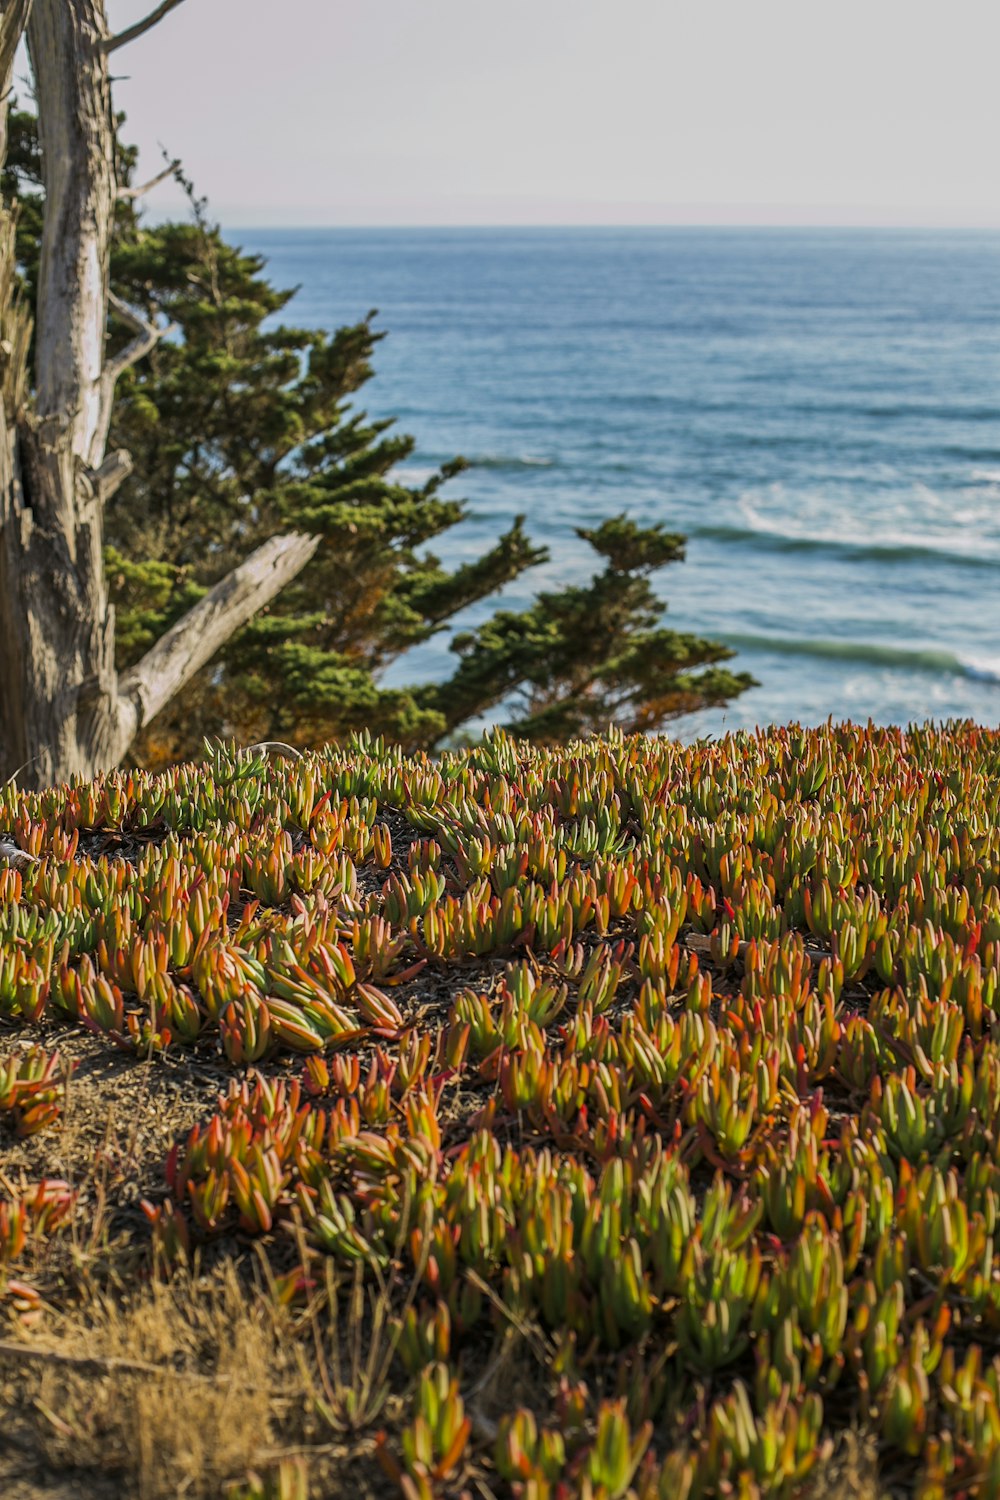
[{"x1": 0, "y1": 0, "x2": 319, "y2": 790}]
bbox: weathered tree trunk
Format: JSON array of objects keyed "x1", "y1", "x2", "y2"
[
  {"x1": 0, "y1": 0, "x2": 318, "y2": 790},
  {"x1": 0, "y1": 0, "x2": 121, "y2": 788}
]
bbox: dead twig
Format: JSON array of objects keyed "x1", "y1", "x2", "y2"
[
  {"x1": 104, "y1": 0, "x2": 187, "y2": 53},
  {"x1": 685, "y1": 930, "x2": 830, "y2": 966},
  {"x1": 246, "y1": 741, "x2": 303, "y2": 762},
  {"x1": 0, "y1": 838, "x2": 38, "y2": 873}
]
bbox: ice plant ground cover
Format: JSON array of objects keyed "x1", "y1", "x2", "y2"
[{"x1": 1, "y1": 727, "x2": 1000, "y2": 1497}]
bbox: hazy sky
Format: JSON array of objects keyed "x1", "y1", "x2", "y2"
[{"x1": 84, "y1": 0, "x2": 1000, "y2": 226}]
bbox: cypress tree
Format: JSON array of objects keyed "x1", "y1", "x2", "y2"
[{"x1": 3, "y1": 109, "x2": 754, "y2": 764}]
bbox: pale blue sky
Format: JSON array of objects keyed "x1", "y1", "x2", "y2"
[{"x1": 94, "y1": 0, "x2": 1000, "y2": 226}]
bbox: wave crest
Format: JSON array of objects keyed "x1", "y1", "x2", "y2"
[
  {"x1": 721, "y1": 632, "x2": 1000, "y2": 685},
  {"x1": 695, "y1": 520, "x2": 1000, "y2": 572},
  {"x1": 469, "y1": 453, "x2": 555, "y2": 471}
]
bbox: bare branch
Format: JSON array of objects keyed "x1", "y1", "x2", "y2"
[
  {"x1": 0, "y1": 0, "x2": 33, "y2": 97},
  {"x1": 87, "y1": 448, "x2": 133, "y2": 503},
  {"x1": 0, "y1": 836, "x2": 38, "y2": 872},
  {"x1": 29, "y1": 0, "x2": 118, "y2": 471},
  {"x1": 107, "y1": 289, "x2": 174, "y2": 372},
  {"x1": 104, "y1": 0, "x2": 186, "y2": 54},
  {"x1": 685, "y1": 931, "x2": 831, "y2": 967},
  {"x1": 117, "y1": 157, "x2": 180, "y2": 201},
  {"x1": 245, "y1": 741, "x2": 303, "y2": 761},
  {"x1": 93, "y1": 294, "x2": 176, "y2": 459},
  {"x1": 117, "y1": 532, "x2": 321, "y2": 750}
]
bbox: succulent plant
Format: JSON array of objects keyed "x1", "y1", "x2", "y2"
[{"x1": 11, "y1": 724, "x2": 1000, "y2": 1489}]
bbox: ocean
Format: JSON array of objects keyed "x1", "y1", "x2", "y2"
[{"x1": 237, "y1": 226, "x2": 1000, "y2": 740}]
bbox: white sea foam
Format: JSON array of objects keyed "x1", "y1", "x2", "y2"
[
  {"x1": 961, "y1": 655, "x2": 1000, "y2": 686},
  {"x1": 696, "y1": 518, "x2": 1000, "y2": 570},
  {"x1": 720, "y1": 633, "x2": 1000, "y2": 686},
  {"x1": 393, "y1": 465, "x2": 440, "y2": 486}
]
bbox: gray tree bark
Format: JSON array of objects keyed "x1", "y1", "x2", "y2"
[{"x1": 0, "y1": 0, "x2": 316, "y2": 790}]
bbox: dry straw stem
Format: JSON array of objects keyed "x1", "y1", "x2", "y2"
[
  {"x1": 0, "y1": 1270, "x2": 271, "y2": 1497},
  {"x1": 685, "y1": 929, "x2": 830, "y2": 966},
  {"x1": 803, "y1": 1428, "x2": 881, "y2": 1500},
  {"x1": 0, "y1": 1268, "x2": 298, "y2": 1499},
  {"x1": 0, "y1": 1336, "x2": 272, "y2": 1386},
  {"x1": 0, "y1": 1259, "x2": 403, "y2": 1499}
]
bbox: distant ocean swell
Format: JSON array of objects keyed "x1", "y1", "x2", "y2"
[
  {"x1": 694, "y1": 522, "x2": 1000, "y2": 572},
  {"x1": 720, "y1": 633, "x2": 1000, "y2": 686},
  {"x1": 397, "y1": 455, "x2": 556, "y2": 483},
  {"x1": 467, "y1": 454, "x2": 555, "y2": 471}
]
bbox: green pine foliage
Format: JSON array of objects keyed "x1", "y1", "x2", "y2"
[{"x1": 3, "y1": 111, "x2": 754, "y2": 764}]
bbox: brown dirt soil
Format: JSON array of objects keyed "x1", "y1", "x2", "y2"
[
  {"x1": 0, "y1": 1259, "x2": 402, "y2": 1499},
  {"x1": 0, "y1": 1020, "x2": 519, "y2": 1500},
  {"x1": 0, "y1": 1029, "x2": 381, "y2": 1499}
]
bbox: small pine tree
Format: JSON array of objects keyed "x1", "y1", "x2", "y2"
[{"x1": 3, "y1": 110, "x2": 754, "y2": 764}]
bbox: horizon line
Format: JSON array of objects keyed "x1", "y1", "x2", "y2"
[{"x1": 218, "y1": 219, "x2": 1000, "y2": 233}]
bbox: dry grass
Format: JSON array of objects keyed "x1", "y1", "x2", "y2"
[
  {"x1": 0, "y1": 1028, "x2": 414, "y2": 1500},
  {"x1": 804, "y1": 1427, "x2": 884, "y2": 1500},
  {"x1": 0, "y1": 1029, "x2": 229, "y2": 1332},
  {"x1": 0, "y1": 1258, "x2": 406, "y2": 1500},
  {"x1": 29, "y1": 1270, "x2": 274, "y2": 1497}
]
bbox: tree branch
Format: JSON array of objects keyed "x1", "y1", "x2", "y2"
[
  {"x1": 27, "y1": 0, "x2": 118, "y2": 471},
  {"x1": 0, "y1": 0, "x2": 32, "y2": 92},
  {"x1": 92, "y1": 293, "x2": 176, "y2": 460},
  {"x1": 107, "y1": 290, "x2": 174, "y2": 376},
  {"x1": 246, "y1": 741, "x2": 303, "y2": 761},
  {"x1": 103, "y1": 0, "x2": 186, "y2": 53},
  {"x1": 0, "y1": 836, "x2": 38, "y2": 871},
  {"x1": 86, "y1": 448, "x2": 133, "y2": 503},
  {"x1": 117, "y1": 158, "x2": 180, "y2": 201},
  {"x1": 116, "y1": 531, "x2": 320, "y2": 749}
]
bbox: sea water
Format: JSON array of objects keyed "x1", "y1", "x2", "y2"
[{"x1": 236, "y1": 226, "x2": 1000, "y2": 739}]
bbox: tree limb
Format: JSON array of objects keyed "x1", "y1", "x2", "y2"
[
  {"x1": 86, "y1": 448, "x2": 133, "y2": 503},
  {"x1": 117, "y1": 157, "x2": 180, "y2": 201},
  {"x1": 107, "y1": 290, "x2": 174, "y2": 376},
  {"x1": 92, "y1": 293, "x2": 175, "y2": 460},
  {"x1": 27, "y1": 0, "x2": 117, "y2": 472},
  {"x1": 116, "y1": 531, "x2": 320, "y2": 749},
  {"x1": 0, "y1": 0, "x2": 32, "y2": 95},
  {"x1": 685, "y1": 931, "x2": 831, "y2": 967},
  {"x1": 103, "y1": 0, "x2": 186, "y2": 53},
  {"x1": 245, "y1": 741, "x2": 303, "y2": 761},
  {"x1": 0, "y1": 837, "x2": 38, "y2": 871}
]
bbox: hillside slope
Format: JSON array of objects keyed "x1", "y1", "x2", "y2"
[{"x1": 1, "y1": 724, "x2": 998, "y2": 1498}]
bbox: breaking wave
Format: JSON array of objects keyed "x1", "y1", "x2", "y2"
[
  {"x1": 468, "y1": 453, "x2": 555, "y2": 471},
  {"x1": 722, "y1": 632, "x2": 1000, "y2": 685},
  {"x1": 694, "y1": 521, "x2": 1000, "y2": 572}
]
